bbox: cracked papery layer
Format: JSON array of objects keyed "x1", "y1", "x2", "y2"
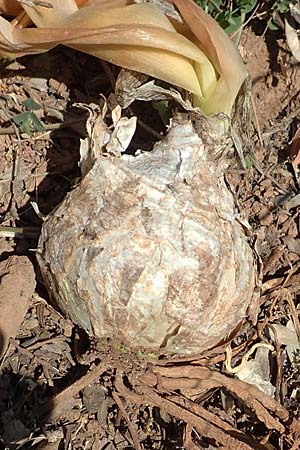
[{"x1": 38, "y1": 121, "x2": 255, "y2": 355}]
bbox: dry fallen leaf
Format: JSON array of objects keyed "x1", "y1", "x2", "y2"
[
  {"x1": 0, "y1": 255, "x2": 36, "y2": 357},
  {"x1": 290, "y1": 2, "x2": 300, "y2": 25},
  {"x1": 106, "y1": 116, "x2": 137, "y2": 155},
  {"x1": 234, "y1": 346, "x2": 275, "y2": 397},
  {"x1": 78, "y1": 103, "x2": 111, "y2": 176},
  {"x1": 270, "y1": 321, "x2": 300, "y2": 363},
  {"x1": 285, "y1": 18, "x2": 300, "y2": 62}
]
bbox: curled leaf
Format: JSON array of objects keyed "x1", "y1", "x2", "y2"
[
  {"x1": 168, "y1": 0, "x2": 248, "y2": 116},
  {"x1": 14, "y1": 3, "x2": 218, "y2": 99},
  {"x1": 0, "y1": 0, "x2": 247, "y2": 117},
  {"x1": 285, "y1": 18, "x2": 300, "y2": 62}
]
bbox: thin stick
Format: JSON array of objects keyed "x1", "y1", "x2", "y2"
[
  {"x1": 9, "y1": 120, "x2": 23, "y2": 223},
  {"x1": 285, "y1": 290, "x2": 300, "y2": 343},
  {"x1": 38, "y1": 361, "x2": 108, "y2": 422},
  {"x1": 0, "y1": 118, "x2": 84, "y2": 135},
  {"x1": 0, "y1": 225, "x2": 40, "y2": 238},
  {"x1": 112, "y1": 392, "x2": 142, "y2": 450},
  {"x1": 290, "y1": 436, "x2": 300, "y2": 450},
  {"x1": 137, "y1": 118, "x2": 163, "y2": 140},
  {"x1": 230, "y1": 3, "x2": 260, "y2": 41},
  {"x1": 267, "y1": 324, "x2": 283, "y2": 404},
  {"x1": 250, "y1": 93, "x2": 263, "y2": 148}
]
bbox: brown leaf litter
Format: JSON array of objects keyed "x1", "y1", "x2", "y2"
[{"x1": 0, "y1": 254, "x2": 35, "y2": 357}]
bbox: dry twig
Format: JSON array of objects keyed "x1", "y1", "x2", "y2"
[
  {"x1": 37, "y1": 361, "x2": 108, "y2": 422},
  {"x1": 114, "y1": 362, "x2": 300, "y2": 449},
  {"x1": 112, "y1": 392, "x2": 142, "y2": 450},
  {"x1": 267, "y1": 324, "x2": 283, "y2": 403}
]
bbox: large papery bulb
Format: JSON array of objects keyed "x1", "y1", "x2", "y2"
[{"x1": 38, "y1": 120, "x2": 255, "y2": 355}]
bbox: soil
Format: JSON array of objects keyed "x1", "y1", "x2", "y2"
[{"x1": 1, "y1": 13, "x2": 300, "y2": 450}]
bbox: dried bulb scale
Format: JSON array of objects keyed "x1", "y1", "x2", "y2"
[{"x1": 37, "y1": 118, "x2": 256, "y2": 355}]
